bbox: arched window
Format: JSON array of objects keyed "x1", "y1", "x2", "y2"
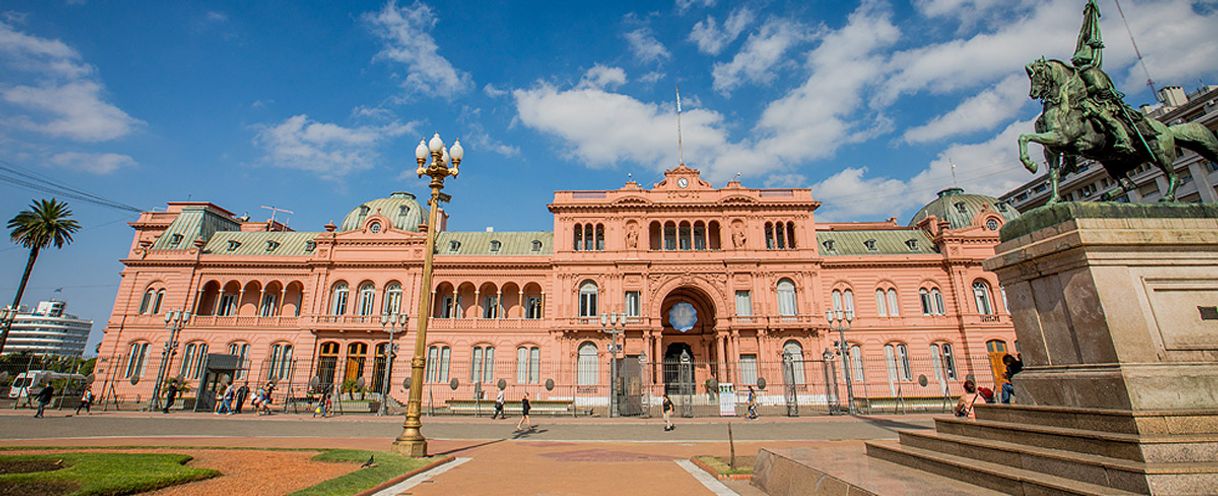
[
  {"x1": 786, "y1": 221, "x2": 797, "y2": 249},
  {"x1": 849, "y1": 344, "x2": 864, "y2": 382},
  {"x1": 693, "y1": 221, "x2": 706, "y2": 250},
  {"x1": 383, "y1": 283, "x2": 403, "y2": 315},
  {"x1": 357, "y1": 283, "x2": 376, "y2": 316},
  {"x1": 919, "y1": 288, "x2": 932, "y2": 315},
  {"x1": 973, "y1": 280, "x2": 994, "y2": 315},
  {"x1": 577, "y1": 342, "x2": 598, "y2": 385},
  {"x1": 345, "y1": 342, "x2": 368, "y2": 382},
  {"x1": 896, "y1": 343, "x2": 911, "y2": 380},
  {"x1": 986, "y1": 340, "x2": 1007, "y2": 353},
  {"x1": 425, "y1": 345, "x2": 451, "y2": 383},
  {"x1": 152, "y1": 290, "x2": 165, "y2": 314},
  {"x1": 573, "y1": 224, "x2": 583, "y2": 251},
  {"x1": 584, "y1": 223, "x2": 594, "y2": 251},
  {"x1": 331, "y1": 283, "x2": 349, "y2": 316},
  {"x1": 579, "y1": 281, "x2": 598, "y2": 317},
  {"x1": 942, "y1": 343, "x2": 957, "y2": 380},
  {"x1": 180, "y1": 342, "x2": 208, "y2": 380},
  {"x1": 883, "y1": 344, "x2": 898, "y2": 395},
  {"x1": 595, "y1": 224, "x2": 605, "y2": 251},
  {"x1": 228, "y1": 342, "x2": 250, "y2": 379},
  {"x1": 139, "y1": 290, "x2": 154, "y2": 314},
  {"x1": 884, "y1": 342, "x2": 911, "y2": 384},
  {"x1": 843, "y1": 289, "x2": 855, "y2": 313},
  {"x1": 517, "y1": 346, "x2": 541, "y2": 384},
  {"x1": 663, "y1": 222, "x2": 676, "y2": 250},
  {"x1": 932, "y1": 288, "x2": 945, "y2": 315},
  {"x1": 782, "y1": 340, "x2": 805, "y2": 384},
  {"x1": 678, "y1": 222, "x2": 691, "y2": 250},
  {"x1": 316, "y1": 342, "x2": 340, "y2": 388},
  {"x1": 930, "y1": 343, "x2": 947, "y2": 391},
  {"x1": 269, "y1": 343, "x2": 293, "y2": 380},
  {"x1": 777, "y1": 279, "x2": 797, "y2": 316},
  {"x1": 125, "y1": 342, "x2": 149, "y2": 378},
  {"x1": 875, "y1": 289, "x2": 888, "y2": 317},
  {"x1": 471, "y1": 345, "x2": 495, "y2": 384},
  {"x1": 775, "y1": 222, "x2": 786, "y2": 249},
  {"x1": 887, "y1": 289, "x2": 899, "y2": 317},
  {"x1": 765, "y1": 222, "x2": 774, "y2": 249}
]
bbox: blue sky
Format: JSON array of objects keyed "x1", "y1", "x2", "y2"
[{"x1": 2, "y1": 0, "x2": 1216, "y2": 354}]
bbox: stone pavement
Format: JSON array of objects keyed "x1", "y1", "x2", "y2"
[{"x1": 0, "y1": 411, "x2": 936, "y2": 495}]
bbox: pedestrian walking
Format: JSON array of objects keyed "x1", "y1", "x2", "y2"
[
  {"x1": 259, "y1": 382, "x2": 276, "y2": 416},
  {"x1": 216, "y1": 382, "x2": 234, "y2": 415},
  {"x1": 235, "y1": 382, "x2": 250, "y2": 413},
  {"x1": 746, "y1": 386, "x2": 758, "y2": 420},
  {"x1": 75, "y1": 386, "x2": 94, "y2": 415},
  {"x1": 34, "y1": 384, "x2": 54, "y2": 418},
  {"x1": 662, "y1": 393, "x2": 675, "y2": 431},
  {"x1": 515, "y1": 392, "x2": 533, "y2": 431},
  {"x1": 1001, "y1": 354, "x2": 1023, "y2": 404},
  {"x1": 163, "y1": 381, "x2": 179, "y2": 414},
  {"x1": 955, "y1": 379, "x2": 981, "y2": 420},
  {"x1": 491, "y1": 388, "x2": 505, "y2": 420}
]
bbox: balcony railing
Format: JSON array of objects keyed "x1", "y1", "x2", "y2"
[{"x1": 120, "y1": 314, "x2": 299, "y2": 328}]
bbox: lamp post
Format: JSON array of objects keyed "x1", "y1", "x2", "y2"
[
  {"x1": 148, "y1": 310, "x2": 190, "y2": 412},
  {"x1": 600, "y1": 311, "x2": 625, "y2": 417},
  {"x1": 394, "y1": 133, "x2": 463, "y2": 457},
  {"x1": 825, "y1": 308, "x2": 856, "y2": 415},
  {"x1": 378, "y1": 312, "x2": 406, "y2": 416}
]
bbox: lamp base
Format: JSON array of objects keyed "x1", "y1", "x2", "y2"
[{"x1": 392, "y1": 436, "x2": 428, "y2": 458}]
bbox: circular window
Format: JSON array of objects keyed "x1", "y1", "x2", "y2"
[
  {"x1": 985, "y1": 218, "x2": 999, "y2": 231},
  {"x1": 369, "y1": 222, "x2": 382, "y2": 233}
]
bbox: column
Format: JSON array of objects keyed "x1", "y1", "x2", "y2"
[
  {"x1": 517, "y1": 290, "x2": 524, "y2": 319},
  {"x1": 715, "y1": 333, "x2": 728, "y2": 381},
  {"x1": 497, "y1": 290, "x2": 503, "y2": 319},
  {"x1": 474, "y1": 290, "x2": 481, "y2": 319},
  {"x1": 237, "y1": 288, "x2": 246, "y2": 316},
  {"x1": 451, "y1": 289, "x2": 458, "y2": 318},
  {"x1": 213, "y1": 288, "x2": 223, "y2": 315},
  {"x1": 651, "y1": 331, "x2": 662, "y2": 384},
  {"x1": 257, "y1": 287, "x2": 267, "y2": 318},
  {"x1": 279, "y1": 288, "x2": 287, "y2": 318}
]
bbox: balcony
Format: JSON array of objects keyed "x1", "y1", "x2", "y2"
[
  {"x1": 427, "y1": 318, "x2": 548, "y2": 330},
  {"x1": 119, "y1": 314, "x2": 299, "y2": 328},
  {"x1": 963, "y1": 313, "x2": 1009, "y2": 327}
]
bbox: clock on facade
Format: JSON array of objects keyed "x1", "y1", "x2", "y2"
[{"x1": 677, "y1": 177, "x2": 689, "y2": 188}]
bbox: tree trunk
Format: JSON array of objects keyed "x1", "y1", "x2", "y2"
[{"x1": 0, "y1": 247, "x2": 39, "y2": 355}]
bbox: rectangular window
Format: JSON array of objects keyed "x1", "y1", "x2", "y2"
[
  {"x1": 471, "y1": 347, "x2": 483, "y2": 383},
  {"x1": 516, "y1": 347, "x2": 528, "y2": 383},
  {"x1": 441, "y1": 297, "x2": 453, "y2": 318},
  {"x1": 482, "y1": 296, "x2": 498, "y2": 319},
  {"x1": 218, "y1": 294, "x2": 237, "y2": 316},
  {"x1": 740, "y1": 354, "x2": 758, "y2": 385},
  {"x1": 625, "y1": 291, "x2": 641, "y2": 317},
  {"x1": 529, "y1": 347, "x2": 541, "y2": 384},
  {"x1": 526, "y1": 297, "x2": 542, "y2": 319},
  {"x1": 260, "y1": 293, "x2": 278, "y2": 317},
  {"x1": 735, "y1": 291, "x2": 752, "y2": 316}
]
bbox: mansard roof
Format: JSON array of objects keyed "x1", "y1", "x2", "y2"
[
  {"x1": 340, "y1": 191, "x2": 426, "y2": 232},
  {"x1": 816, "y1": 229, "x2": 936, "y2": 256},
  {"x1": 150, "y1": 206, "x2": 240, "y2": 251},
  {"x1": 436, "y1": 231, "x2": 552, "y2": 256},
  {"x1": 202, "y1": 231, "x2": 320, "y2": 256}
]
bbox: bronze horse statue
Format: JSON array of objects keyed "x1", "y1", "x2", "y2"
[{"x1": 1017, "y1": 58, "x2": 1218, "y2": 203}]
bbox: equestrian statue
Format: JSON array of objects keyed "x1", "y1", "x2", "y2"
[{"x1": 1017, "y1": 0, "x2": 1218, "y2": 204}]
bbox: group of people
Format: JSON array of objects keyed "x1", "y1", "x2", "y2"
[
  {"x1": 956, "y1": 353, "x2": 1023, "y2": 419},
  {"x1": 29, "y1": 384, "x2": 93, "y2": 418}
]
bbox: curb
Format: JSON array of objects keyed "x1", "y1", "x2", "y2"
[
  {"x1": 690, "y1": 456, "x2": 753, "y2": 481},
  {"x1": 353, "y1": 455, "x2": 456, "y2": 496}
]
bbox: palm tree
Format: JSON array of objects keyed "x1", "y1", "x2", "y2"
[{"x1": 1, "y1": 199, "x2": 81, "y2": 354}]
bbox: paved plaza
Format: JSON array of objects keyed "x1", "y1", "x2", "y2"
[{"x1": 0, "y1": 410, "x2": 935, "y2": 495}]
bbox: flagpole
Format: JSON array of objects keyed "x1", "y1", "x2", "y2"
[{"x1": 676, "y1": 85, "x2": 685, "y2": 165}]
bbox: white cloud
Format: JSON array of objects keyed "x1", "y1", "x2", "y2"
[
  {"x1": 463, "y1": 123, "x2": 520, "y2": 158},
  {"x1": 689, "y1": 7, "x2": 754, "y2": 55},
  {"x1": 364, "y1": 0, "x2": 471, "y2": 99},
  {"x1": 253, "y1": 114, "x2": 415, "y2": 179},
  {"x1": 763, "y1": 173, "x2": 807, "y2": 188},
  {"x1": 675, "y1": 0, "x2": 715, "y2": 13},
  {"x1": 48, "y1": 151, "x2": 136, "y2": 174},
  {"x1": 624, "y1": 27, "x2": 670, "y2": 64},
  {"x1": 913, "y1": 0, "x2": 1009, "y2": 19},
  {"x1": 0, "y1": 22, "x2": 140, "y2": 142},
  {"x1": 483, "y1": 83, "x2": 508, "y2": 98},
  {"x1": 902, "y1": 74, "x2": 1028, "y2": 144},
  {"x1": 513, "y1": 84, "x2": 743, "y2": 180},
  {"x1": 638, "y1": 71, "x2": 665, "y2": 84},
  {"x1": 753, "y1": 3, "x2": 898, "y2": 164},
  {"x1": 712, "y1": 17, "x2": 812, "y2": 95},
  {"x1": 350, "y1": 105, "x2": 395, "y2": 121},
  {"x1": 578, "y1": 64, "x2": 627, "y2": 90},
  {"x1": 811, "y1": 167, "x2": 913, "y2": 221}
]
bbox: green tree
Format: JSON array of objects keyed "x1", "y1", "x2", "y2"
[{"x1": 1, "y1": 198, "x2": 81, "y2": 355}]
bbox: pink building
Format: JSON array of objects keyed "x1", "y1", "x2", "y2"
[{"x1": 96, "y1": 165, "x2": 1018, "y2": 413}]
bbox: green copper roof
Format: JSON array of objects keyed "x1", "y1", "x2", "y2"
[
  {"x1": 151, "y1": 207, "x2": 240, "y2": 251},
  {"x1": 436, "y1": 231, "x2": 553, "y2": 256},
  {"x1": 908, "y1": 187, "x2": 1020, "y2": 230},
  {"x1": 340, "y1": 192, "x2": 426, "y2": 232},
  {"x1": 816, "y1": 230, "x2": 936, "y2": 256},
  {"x1": 203, "y1": 231, "x2": 320, "y2": 256}
]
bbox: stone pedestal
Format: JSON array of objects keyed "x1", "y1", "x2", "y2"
[
  {"x1": 860, "y1": 203, "x2": 1218, "y2": 495},
  {"x1": 985, "y1": 203, "x2": 1218, "y2": 412}
]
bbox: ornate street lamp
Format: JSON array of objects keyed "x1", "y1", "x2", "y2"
[
  {"x1": 600, "y1": 311, "x2": 625, "y2": 417},
  {"x1": 825, "y1": 308, "x2": 856, "y2": 415},
  {"x1": 149, "y1": 310, "x2": 191, "y2": 412},
  {"x1": 378, "y1": 312, "x2": 406, "y2": 416},
  {"x1": 393, "y1": 133, "x2": 463, "y2": 457}
]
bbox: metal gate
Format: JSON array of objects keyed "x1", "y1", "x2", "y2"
[
  {"x1": 616, "y1": 357, "x2": 644, "y2": 416},
  {"x1": 782, "y1": 353, "x2": 799, "y2": 416},
  {"x1": 677, "y1": 351, "x2": 694, "y2": 418}
]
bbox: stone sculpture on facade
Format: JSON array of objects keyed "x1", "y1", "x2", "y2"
[{"x1": 1016, "y1": 0, "x2": 1218, "y2": 204}]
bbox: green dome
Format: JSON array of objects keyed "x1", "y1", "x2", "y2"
[
  {"x1": 340, "y1": 192, "x2": 426, "y2": 232},
  {"x1": 908, "y1": 188, "x2": 1020, "y2": 230}
]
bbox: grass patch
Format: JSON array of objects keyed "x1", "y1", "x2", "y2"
[
  {"x1": 0, "y1": 453, "x2": 217, "y2": 496},
  {"x1": 694, "y1": 455, "x2": 754, "y2": 475},
  {"x1": 289, "y1": 450, "x2": 440, "y2": 496}
]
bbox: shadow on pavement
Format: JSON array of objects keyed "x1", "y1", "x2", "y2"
[
  {"x1": 511, "y1": 428, "x2": 549, "y2": 440},
  {"x1": 852, "y1": 415, "x2": 934, "y2": 433},
  {"x1": 432, "y1": 438, "x2": 507, "y2": 456}
]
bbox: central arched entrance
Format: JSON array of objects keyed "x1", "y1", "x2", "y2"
[{"x1": 656, "y1": 285, "x2": 719, "y2": 398}]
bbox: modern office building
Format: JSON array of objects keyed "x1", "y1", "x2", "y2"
[{"x1": 3, "y1": 300, "x2": 92, "y2": 357}]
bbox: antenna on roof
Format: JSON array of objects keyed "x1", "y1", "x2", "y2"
[
  {"x1": 260, "y1": 205, "x2": 295, "y2": 227},
  {"x1": 1112, "y1": 0, "x2": 1157, "y2": 96},
  {"x1": 675, "y1": 84, "x2": 685, "y2": 166}
]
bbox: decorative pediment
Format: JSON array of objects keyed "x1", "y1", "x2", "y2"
[
  {"x1": 612, "y1": 195, "x2": 653, "y2": 206},
  {"x1": 720, "y1": 195, "x2": 757, "y2": 205},
  {"x1": 653, "y1": 163, "x2": 713, "y2": 191}
]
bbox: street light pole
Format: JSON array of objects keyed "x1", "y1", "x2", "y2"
[
  {"x1": 394, "y1": 133, "x2": 464, "y2": 457},
  {"x1": 149, "y1": 310, "x2": 190, "y2": 412},
  {"x1": 378, "y1": 312, "x2": 405, "y2": 416},
  {"x1": 600, "y1": 312, "x2": 624, "y2": 417},
  {"x1": 824, "y1": 308, "x2": 855, "y2": 415}
]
